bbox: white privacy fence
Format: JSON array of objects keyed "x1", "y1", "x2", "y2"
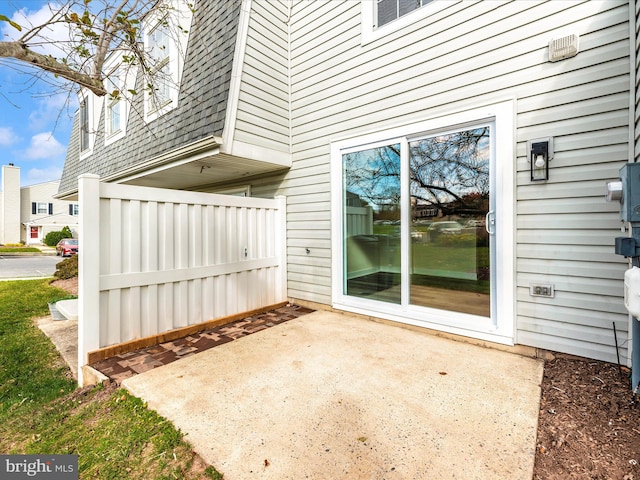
[{"x1": 77, "y1": 174, "x2": 287, "y2": 383}]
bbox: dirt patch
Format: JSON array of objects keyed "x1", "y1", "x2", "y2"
[{"x1": 534, "y1": 354, "x2": 640, "y2": 479}]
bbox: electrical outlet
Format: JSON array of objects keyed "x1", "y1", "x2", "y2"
[{"x1": 530, "y1": 283, "x2": 555, "y2": 298}]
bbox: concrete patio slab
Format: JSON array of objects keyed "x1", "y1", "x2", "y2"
[{"x1": 123, "y1": 311, "x2": 543, "y2": 480}]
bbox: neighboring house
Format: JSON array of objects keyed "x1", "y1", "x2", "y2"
[
  {"x1": 59, "y1": 1, "x2": 637, "y2": 374},
  {"x1": 1, "y1": 164, "x2": 79, "y2": 244}
]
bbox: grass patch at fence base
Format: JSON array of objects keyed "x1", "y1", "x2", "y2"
[{"x1": 0, "y1": 279, "x2": 222, "y2": 479}]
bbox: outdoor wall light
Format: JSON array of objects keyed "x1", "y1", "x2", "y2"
[{"x1": 528, "y1": 137, "x2": 554, "y2": 182}]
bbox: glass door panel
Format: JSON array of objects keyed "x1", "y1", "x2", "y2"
[
  {"x1": 342, "y1": 144, "x2": 401, "y2": 304},
  {"x1": 409, "y1": 127, "x2": 491, "y2": 317}
]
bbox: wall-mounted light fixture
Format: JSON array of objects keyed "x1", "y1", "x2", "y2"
[{"x1": 528, "y1": 137, "x2": 554, "y2": 182}]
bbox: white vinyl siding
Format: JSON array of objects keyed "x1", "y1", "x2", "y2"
[
  {"x1": 273, "y1": 0, "x2": 630, "y2": 363},
  {"x1": 231, "y1": 0, "x2": 290, "y2": 156}
]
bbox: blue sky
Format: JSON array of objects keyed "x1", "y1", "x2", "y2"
[{"x1": 0, "y1": 1, "x2": 77, "y2": 187}]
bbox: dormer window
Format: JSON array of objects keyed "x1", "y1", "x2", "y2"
[
  {"x1": 143, "y1": 1, "x2": 193, "y2": 122},
  {"x1": 106, "y1": 69, "x2": 123, "y2": 137},
  {"x1": 103, "y1": 52, "x2": 137, "y2": 146},
  {"x1": 148, "y1": 21, "x2": 172, "y2": 110},
  {"x1": 80, "y1": 97, "x2": 90, "y2": 152},
  {"x1": 78, "y1": 90, "x2": 100, "y2": 157}
]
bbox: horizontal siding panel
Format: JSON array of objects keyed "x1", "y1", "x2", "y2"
[
  {"x1": 517, "y1": 109, "x2": 629, "y2": 144},
  {"x1": 288, "y1": 271, "x2": 332, "y2": 287},
  {"x1": 517, "y1": 258, "x2": 625, "y2": 280},
  {"x1": 238, "y1": 84, "x2": 289, "y2": 116},
  {"x1": 517, "y1": 197, "x2": 622, "y2": 215},
  {"x1": 518, "y1": 302, "x2": 628, "y2": 329},
  {"x1": 236, "y1": 108, "x2": 290, "y2": 137},
  {"x1": 243, "y1": 51, "x2": 289, "y2": 90},
  {"x1": 288, "y1": 228, "x2": 330, "y2": 240},
  {"x1": 288, "y1": 263, "x2": 331, "y2": 277},
  {"x1": 518, "y1": 93, "x2": 629, "y2": 129},
  {"x1": 517, "y1": 180, "x2": 616, "y2": 200},
  {"x1": 515, "y1": 244, "x2": 623, "y2": 263},
  {"x1": 517, "y1": 321, "x2": 627, "y2": 364},
  {"x1": 233, "y1": 123, "x2": 290, "y2": 151},
  {"x1": 517, "y1": 329, "x2": 625, "y2": 364},
  {"x1": 288, "y1": 238, "x2": 330, "y2": 250},
  {"x1": 517, "y1": 212, "x2": 624, "y2": 230},
  {"x1": 519, "y1": 316, "x2": 626, "y2": 347},
  {"x1": 287, "y1": 202, "x2": 331, "y2": 214},
  {"x1": 518, "y1": 75, "x2": 630, "y2": 115},
  {"x1": 516, "y1": 229, "x2": 618, "y2": 246},
  {"x1": 288, "y1": 288, "x2": 331, "y2": 305}
]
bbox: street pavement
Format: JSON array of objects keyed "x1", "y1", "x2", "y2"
[{"x1": 0, "y1": 255, "x2": 63, "y2": 279}]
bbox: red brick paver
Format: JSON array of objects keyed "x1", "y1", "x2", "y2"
[{"x1": 91, "y1": 304, "x2": 314, "y2": 384}]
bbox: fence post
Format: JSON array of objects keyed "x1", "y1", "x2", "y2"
[
  {"x1": 77, "y1": 174, "x2": 101, "y2": 386},
  {"x1": 275, "y1": 196, "x2": 287, "y2": 302}
]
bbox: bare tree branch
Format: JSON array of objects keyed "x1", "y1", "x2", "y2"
[{"x1": 0, "y1": 41, "x2": 106, "y2": 95}]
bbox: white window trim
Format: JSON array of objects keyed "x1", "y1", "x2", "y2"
[
  {"x1": 142, "y1": 0, "x2": 193, "y2": 123},
  {"x1": 330, "y1": 99, "x2": 515, "y2": 345},
  {"x1": 78, "y1": 89, "x2": 102, "y2": 160},
  {"x1": 103, "y1": 55, "x2": 137, "y2": 146},
  {"x1": 361, "y1": 0, "x2": 447, "y2": 44}
]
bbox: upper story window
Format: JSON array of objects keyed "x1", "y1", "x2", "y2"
[
  {"x1": 148, "y1": 21, "x2": 172, "y2": 109},
  {"x1": 377, "y1": 0, "x2": 433, "y2": 27},
  {"x1": 69, "y1": 204, "x2": 79, "y2": 216},
  {"x1": 80, "y1": 97, "x2": 90, "y2": 152},
  {"x1": 32, "y1": 202, "x2": 52, "y2": 215},
  {"x1": 362, "y1": 0, "x2": 444, "y2": 44},
  {"x1": 106, "y1": 70, "x2": 122, "y2": 136},
  {"x1": 103, "y1": 53, "x2": 137, "y2": 146},
  {"x1": 143, "y1": 1, "x2": 193, "y2": 122},
  {"x1": 78, "y1": 89, "x2": 101, "y2": 158}
]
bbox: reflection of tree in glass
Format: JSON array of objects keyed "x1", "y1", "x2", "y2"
[
  {"x1": 410, "y1": 127, "x2": 490, "y2": 214},
  {"x1": 343, "y1": 144, "x2": 401, "y2": 210}
]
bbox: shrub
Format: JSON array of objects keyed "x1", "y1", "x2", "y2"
[
  {"x1": 54, "y1": 254, "x2": 78, "y2": 279},
  {"x1": 44, "y1": 226, "x2": 73, "y2": 247}
]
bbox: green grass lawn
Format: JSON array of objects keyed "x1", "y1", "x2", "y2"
[{"x1": 0, "y1": 279, "x2": 222, "y2": 479}]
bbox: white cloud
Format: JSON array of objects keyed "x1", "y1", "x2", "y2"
[
  {"x1": 24, "y1": 165, "x2": 63, "y2": 185},
  {"x1": 0, "y1": 126, "x2": 19, "y2": 146},
  {"x1": 24, "y1": 132, "x2": 66, "y2": 160},
  {"x1": 28, "y1": 92, "x2": 75, "y2": 132}
]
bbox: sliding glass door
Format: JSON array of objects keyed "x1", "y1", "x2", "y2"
[{"x1": 341, "y1": 124, "x2": 495, "y2": 322}]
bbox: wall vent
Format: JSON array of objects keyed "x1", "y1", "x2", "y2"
[{"x1": 548, "y1": 33, "x2": 579, "y2": 62}]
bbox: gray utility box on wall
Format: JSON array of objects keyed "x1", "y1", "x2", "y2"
[{"x1": 619, "y1": 162, "x2": 640, "y2": 222}]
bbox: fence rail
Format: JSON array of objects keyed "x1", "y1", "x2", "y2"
[{"x1": 78, "y1": 174, "x2": 287, "y2": 384}]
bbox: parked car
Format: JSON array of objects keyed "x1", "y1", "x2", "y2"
[
  {"x1": 56, "y1": 238, "x2": 78, "y2": 257},
  {"x1": 426, "y1": 221, "x2": 463, "y2": 241}
]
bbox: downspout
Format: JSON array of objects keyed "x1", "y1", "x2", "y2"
[
  {"x1": 629, "y1": 0, "x2": 640, "y2": 393},
  {"x1": 287, "y1": 0, "x2": 292, "y2": 156}
]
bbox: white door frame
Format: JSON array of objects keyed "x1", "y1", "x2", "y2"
[{"x1": 330, "y1": 99, "x2": 515, "y2": 345}]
